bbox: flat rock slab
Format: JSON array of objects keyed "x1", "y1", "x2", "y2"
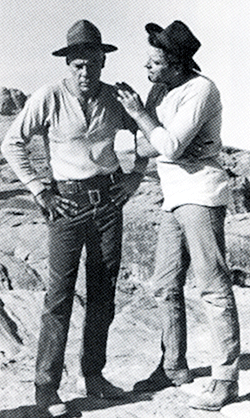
[
  {"x1": 0, "y1": 164, "x2": 250, "y2": 417},
  {"x1": 0, "y1": 288, "x2": 250, "y2": 417},
  {"x1": 225, "y1": 213, "x2": 250, "y2": 238},
  {"x1": 221, "y1": 401, "x2": 250, "y2": 418}
]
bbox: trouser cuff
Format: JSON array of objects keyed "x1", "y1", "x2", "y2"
[{"x1": 212, "y1": 366, "x2": 239, "y2": 381}]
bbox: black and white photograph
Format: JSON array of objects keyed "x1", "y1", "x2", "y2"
[{"x1": 0, "y1": 1, "x2": 250, "y2": 417}]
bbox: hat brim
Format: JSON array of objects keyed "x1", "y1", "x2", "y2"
[
  {"x1": 145, "y1": 23, "x2": 163, "y2": 34},
  {"x1": 145, "y1": 22, "x2": 201, "y2": 72},
  {"x1": 190, "y1": 59, "x2": 201, "y2": 72},
  {"x1": 52, "y1": 42, "x2": 117, "y2": 56}
]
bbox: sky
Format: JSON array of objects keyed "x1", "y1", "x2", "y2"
[{"x1": 0, "y1": 0, "x2": 250, "y2": 149}]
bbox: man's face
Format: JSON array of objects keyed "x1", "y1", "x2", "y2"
[
  {"x1": 68, "y1": 49, "x2": 105, "y2": 95},
  {"x1": 145, "y1": 46, "x2": 176, "y2": 87}
]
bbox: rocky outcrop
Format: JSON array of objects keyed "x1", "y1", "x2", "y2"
[
  {"x1": 0, "y1": 147, "x2": 250, "y2": 415},
  {"x1": 220, "y1": 147, "x2": 250, "y2": 214},
  {"x1": 0, "y1": 87, "x2": 28, "y2": 167},
  {"x1": 0, "y1": 87, "x2": 27, "y2": 116}
]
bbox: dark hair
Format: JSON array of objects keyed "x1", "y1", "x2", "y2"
[{"x1": 148, "y1": 33, "x2": 194, "y2": 75}]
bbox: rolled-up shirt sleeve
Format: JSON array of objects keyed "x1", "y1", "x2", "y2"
[
  {"x1": 1, "y1": 86, "x2": 50, "y2": 195},
  {"x1": 149, "y1": 81, "x2": 221, "y2": 161}
]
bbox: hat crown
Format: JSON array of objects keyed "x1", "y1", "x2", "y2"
[
  {"x1": 52, "y1": 20, "x2": 117, "y2": 56},
  {"x1": 160, "y1": 21, "x2": 200, "y2": 54},
  {"x1": 146, "y1": 20, "x2": 201, "y2": 57},
  {"x1": 67, "y1": 20, "x2": 102, "y2": 47}
]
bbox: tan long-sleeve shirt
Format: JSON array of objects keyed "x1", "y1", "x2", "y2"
[
  {"x1": 146, "y1": 75, "x2": 230, "y2": 210},
  {"x1": 1, "y1": 80, "x2": 137, "y2": 195}
]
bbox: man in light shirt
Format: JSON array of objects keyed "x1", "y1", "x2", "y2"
[
  {"x1": 116, "y1": 20, "x2": 240, "y2": 411},
  {"x1": 2, "y1": 20, "x2": 147, "y2": 417}
]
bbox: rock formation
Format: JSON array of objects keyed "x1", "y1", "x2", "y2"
[{"x1": 0, "y1": 87, "x2": 27, "y2": 116}]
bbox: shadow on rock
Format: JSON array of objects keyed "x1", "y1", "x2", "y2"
[
  {"x1": 191, "y1": 365, "x2": 211, "y2": 378},
  {"x1": 237, "y1": 393, "x2": 250, "y2": 403},
  {"x1": 0, "y1": 405, "x2": 44, "y2": 418},
  {"x1": 0, "y1": 393, "x2": 154, "y2": 418},
  {"x1": 0, "y1": 297, "x2": 23, "y2": 347},
  {"x1": 0, "y1": 190, "x2": 30, "y2": 200},
  {"x1": 0, "y1": 197, "x2": 37, "y2": 211},
  {"x1": 145, "y1": 171, "x2": 160, "y2": 181},
  {"x1": 67, "y1": 392, "x2": 153, "y2": 417},
  {"x1": 189, "y1": 353, "x2": 250, "y2": 380},
  {"x1": 239, "y1": 353, "x2": 250, "y2": 370}
]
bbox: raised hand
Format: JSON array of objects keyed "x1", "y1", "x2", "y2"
[{"x1": 115, "y1": 82, "x2": 145, "y2": 120}]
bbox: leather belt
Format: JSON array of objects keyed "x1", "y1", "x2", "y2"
[{"x1": 56, "y1": 169, "x2": 123, "y2": 207}]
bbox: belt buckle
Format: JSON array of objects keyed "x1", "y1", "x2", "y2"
[
  {"x1": 63, "y1": 180, "x2": 77, "y2": 194},
  {"x1": 88, "y1": 189, "x2": 101, "y2": 206}
]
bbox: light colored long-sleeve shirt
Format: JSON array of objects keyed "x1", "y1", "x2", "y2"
[
  {"x1": 1, "y1": 80, "x2": 137, "y2": 196},
  {"x1": 147, "y1": 75, "x2": 230, "y2": 210}
]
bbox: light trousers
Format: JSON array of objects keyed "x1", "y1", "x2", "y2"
[{"x1": 152, "y1": 204, "x2": 240, "y2": 381}]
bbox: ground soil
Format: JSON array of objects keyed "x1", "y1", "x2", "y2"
[{"x1": 0, "y1": 133, "x2": 249, "y2": 417}]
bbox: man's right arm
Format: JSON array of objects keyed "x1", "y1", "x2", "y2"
[
  {"x1": 116, "y1": 79, "x2": 221, "y2": 162},
  {"x1": 1, "y1": 86, "x2": 79, "y2": 220},
  {"x1": 1, "y1": 87, "x2": 50, "y2": 196}
]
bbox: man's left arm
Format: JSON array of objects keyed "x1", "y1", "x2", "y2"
[
  {"x1": 111, "y1": 108, "x2": 149, "y2": 206},
  {"x1": 110, "y1": 151, "x2": 149, "y2": 207}
]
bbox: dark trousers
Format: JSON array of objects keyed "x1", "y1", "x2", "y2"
[{"x1": 35, "y1": 187, "x2": 123, "y2": 390}]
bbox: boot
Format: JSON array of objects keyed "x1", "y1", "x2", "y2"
[
  {"x1": 133, "y1": 364, "x2": 193, "y2": 393},
  {"x1": 85, "y1": 375, "x2": 125, "y2": 399},
  {"x1": 164, "y1": 368, "x2": 194, "y2": 387},
  {"x1": 189, "y1": 379, "x2": 238, "y2": 411},
  {"x1": 35, "y1": 384, "x2": 68, "y2": 417}
]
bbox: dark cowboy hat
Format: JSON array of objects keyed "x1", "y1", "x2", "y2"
[
  {"x1": 52, "y1": 20, "x2": 117, "y2": 56},
  {"x1": 145, "y1": 20, "x2": 201, "y2": 72}
]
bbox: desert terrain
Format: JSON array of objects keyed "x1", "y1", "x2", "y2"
[{"x1": 0, "y1": 101, "x2": 250, "y2": 417}]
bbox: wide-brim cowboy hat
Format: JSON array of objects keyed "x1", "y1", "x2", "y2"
[
  {"x1": 52, "y1": 20, "x2": 117, "y2": 56},
  {"x1": 145, "y1": 21, "x2": 201, "y2": 72}
]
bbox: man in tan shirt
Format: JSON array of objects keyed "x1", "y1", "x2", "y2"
[
  {"x1": 2, "y1": 20, "x2": 147, "y2": 417},
  {"x1": 116, "y1": 20, "x2": 240, "y2": 412}
]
